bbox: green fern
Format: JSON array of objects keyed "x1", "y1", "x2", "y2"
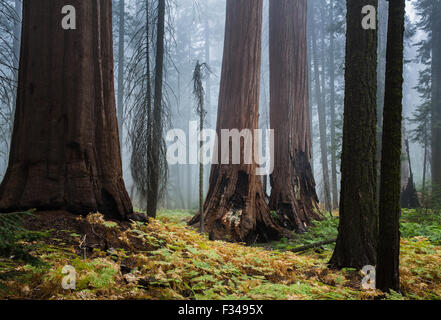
[{"x1": 0, "y1": 210, "x2": 41, "y2": 263}]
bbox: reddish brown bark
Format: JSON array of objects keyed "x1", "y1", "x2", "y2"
[
  {"x1": 269, "y1": 0, "x2": 321, "y2": 233},
  {"x1": 0, "y1": 0, "x2": 134, "y2": 220},
  {"x1": 191, "y1": 0, "x2": 283, "y2": 243}
]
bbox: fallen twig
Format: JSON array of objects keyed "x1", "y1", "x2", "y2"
[{"x1": 291, "y1": 239, "x2": 337, "y2": 253}]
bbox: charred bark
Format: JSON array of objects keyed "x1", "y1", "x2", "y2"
[
  {"x1": 401, "y1": 138, "x2": 420, "y2": 208},
  {"x1": 268, "y1": 0, "x2": 321, "y2": 233},
  {"x1": 0, "y1": 0, "x2": 133, "y2": 220},
  {"x1": 190, "y1": 0, "x2": 284, "y2": 243}
]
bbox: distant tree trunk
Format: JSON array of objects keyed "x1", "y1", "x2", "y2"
[
  {"x1": 0, "y1": 0, "x2": 133, "y2": 220},
  {"x1": 146, "y1": 0, "x2": 166, "y2": 218},
  {"x1": 401, "y1": 137, "x2": 420, "y2": 208},
  {"x1": 376, "y1": 0, "x2": 388, "y2": 199},
  {"x1": 11, "y1": 0, "x2": 22, "y2": 116},
  {"x1": 269, "y1": 0, "x2": 321, "y2": 232},
  {"x1": 175, "y1": 167, "x2": 186, "y2": 209},
  {"x1": 191, "y1": 0, "x2": 283, "y2": 243},
  {"x1": 199, "y1": 115, "x2": 204, "y2": 232},
  {"x1": 117, "y1": 0, "x2": 125, "y2": 148},
  {"x1": 145, "y1": 0, "x2": 153, "y2": 206},
  {"x1": 192, "y1": 61, "x2": 206, "y2": 233},
  {"x1": 311, "y1": 2, "x2": 332, "y2": 214},
  {"x1": 204, "y1": 0, "x2": 211, "y2": 111},
  {"x1": 432, "y1": 2, "x2": 441, "y2": 194},
  {"x1": 422, "y1": 134, "x2": 428, "y2": 196},
  {"x1": 400, "y1": 131, "x2": 410, "y2": 191},
  {"x1": 377, "y1": 0, "x2": 405, "y2": 292},
  {"x1": 307, "y1": 7, "x2": 314, "y2": 177},
  {"x1": 328, "y1": 0, "x2": 339, "y2": 209},
  {"x1": 329, "y1": 0, "x2": 378, "y2": 269}
]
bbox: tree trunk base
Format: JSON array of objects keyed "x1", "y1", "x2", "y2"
[
  {"x1": 270, "y1": 151, "x2": 323, "y2": 233},
  {"x1": 401, "y1": 175, "x2": 420, "y2": 209},
  {"x1": 0, "y1": 167, "x2": 134, "y2": 221},
  {"x1": 190, "y1": 168, "x2": 288, "y2": 243}
]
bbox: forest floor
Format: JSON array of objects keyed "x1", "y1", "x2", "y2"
[{"x1": 0, "y1": 208, "x2": 440, "y2": 300}]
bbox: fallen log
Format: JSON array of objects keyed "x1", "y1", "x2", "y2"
[{"x1": 290, "y1": 239, "x2": 337, "y2": 253}]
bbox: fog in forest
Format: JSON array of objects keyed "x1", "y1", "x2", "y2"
[{"x1": 0, "y1": 0, "x2": 438, "y2": 212}]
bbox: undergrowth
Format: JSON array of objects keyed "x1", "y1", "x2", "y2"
[
  {"x1": 0, "y1": 208, "x2": 439, "y2": 300},
  {"x1": 0, "y1": 210, "x2": 48, "y2": 264}
]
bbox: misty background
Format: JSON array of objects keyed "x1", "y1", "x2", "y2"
[{"x1": 0, "y1": 0, "x2": 434, "y2": 211}]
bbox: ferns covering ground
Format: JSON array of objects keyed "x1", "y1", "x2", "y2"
[{"x1": 0, "y1": 209, "x2": 440, "y2": 300}]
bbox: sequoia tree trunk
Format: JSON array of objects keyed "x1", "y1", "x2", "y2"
[
  {"x1": 269, "y1": 0, "x2": 321, "y2": 233},
  {"x1": 193, "y1": 0, "x2": 283, "y2": 243},
  {"x1": 377, "y1": 0, "x2": 405, "y2": 292},
  {"x1": 0, "y1": 0, "x2": 133, "y2": 220},
  {"x1": 329, "y1": 0, "x2": 378, "y2": 269}
]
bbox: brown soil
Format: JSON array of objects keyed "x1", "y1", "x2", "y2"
[{"x1": 24, "y1": 211, "x2": 147, "y2": 257}]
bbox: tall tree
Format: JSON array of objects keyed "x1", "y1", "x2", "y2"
[
  {"x1": 269, "y1": 0, "x2": 321, "y2": 232},
  {"x1": 127, "y1": 0, "x2": 153, "y2": 208},
  {"x1": 12, "y1": 0, "x2": 22, "y2": 114},
  {"x1": 146, "y1": 0, "x2": 166, "y2": 218},
  {"x1": 192, "y1": 61, "x2": 207, "y2": 233},
  {"x1": 329, "y1": 0, "x2": 378, "y2": 269},
  {"x1": 414, "y1": 0, "x2": 441, "y2": 203},
  {"x1": 328, "y1": 0, "x2": 339, "y2": 209},
  {"x1": 311, "y1": 0, "x2": 332, "y2": 214},
  {"x1": 193, "y1": 0, "x2": 283, "y2": 242},
  {"x1": 408, "y1": 103, "x2": 431, "y2": 199},
  {"x1": 431, "y1": 2, "x2": 441, "y2": 196},
  {"x1": 377, "y1": 0, "x2": 405, "y2": 292},
  {"x1": 0, "y1": 0, "x2": 133, "y2": 220}
]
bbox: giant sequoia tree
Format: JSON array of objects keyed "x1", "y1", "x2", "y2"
[
  {"x1": 195, "y1": 0, "x2": 282, "y2": 243},
  {"x1": 329, "y1": 0, "x2": 378, "y2": 269},
  {"x1": 269, "y1": 0, "x2": 321, "y2": 232},
  {"x1": 0, "y1": 0, "x2": 134, "y2": 220},
  {"x1": 377, "y1": 0, "x2": 405, "y2": 292}
]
